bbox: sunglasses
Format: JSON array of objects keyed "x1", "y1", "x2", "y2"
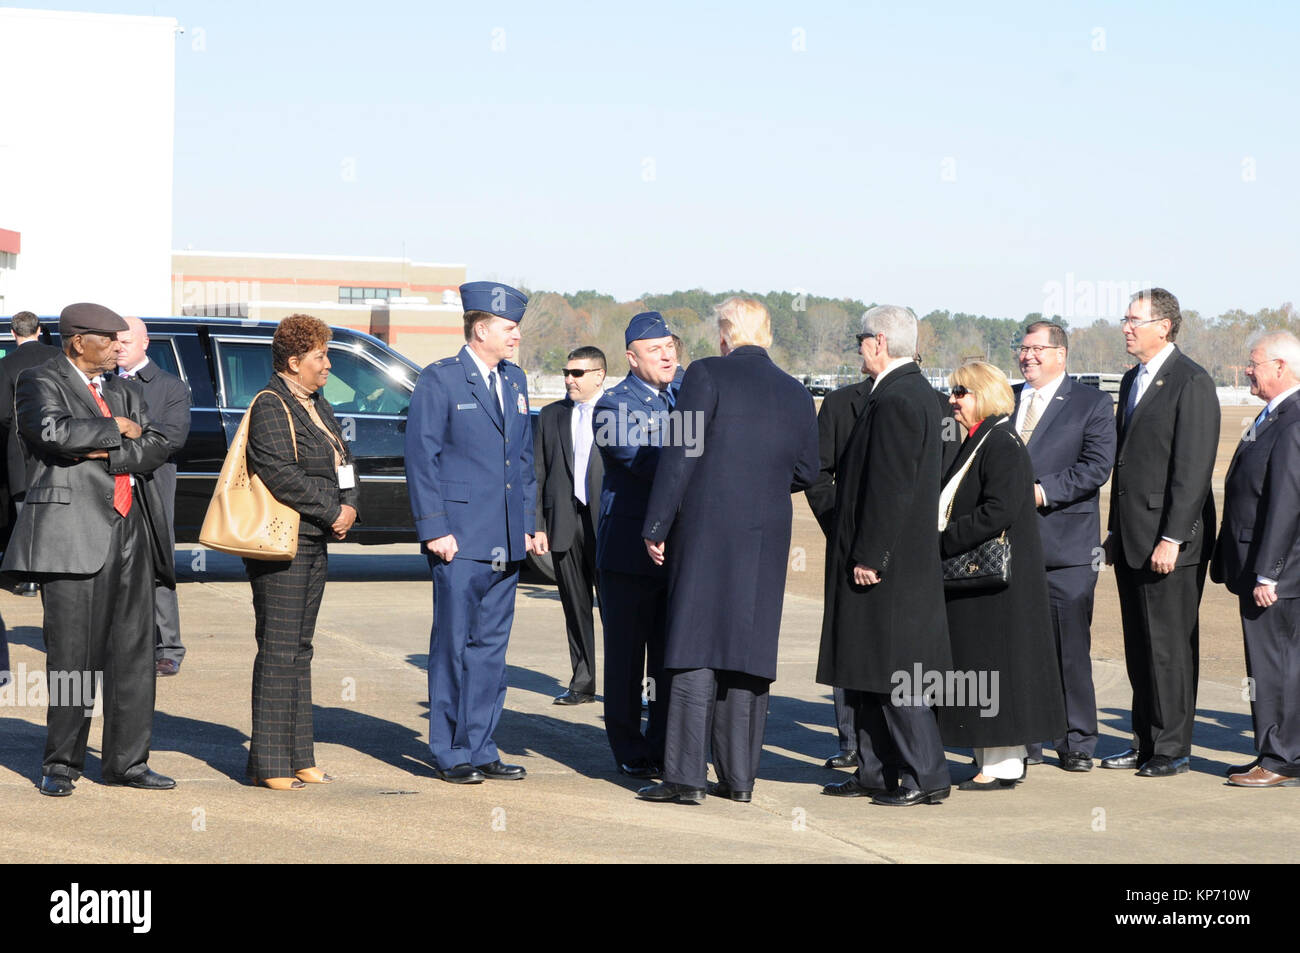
[
  {"x1": 855, "y1": 332, "x2": 877, "y2": 345},
  {"x1": 563, "y1": 368, "x2": 601, "y2": 378},
  {"x1": 950, "y1": 386, "x2": 971, "y2": 398}
]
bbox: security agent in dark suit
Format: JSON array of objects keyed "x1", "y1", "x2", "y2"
[
  {"x1": 405, "y1": 281, "x2": 544, "y2": 784},
  {"x1": 1012, "y1": 322, "x2": 1116, "y2": 772},
  {"x1": 117, "y1": 316, "x2": 192, "y2": 677},
  {"x1": 534, "y1": 346, "x2": 606, "y2": 705},
  {"x1": 1210, "y1": 331, "x2": 1300, "y2": 787},
  {"x1": 593, "y1": 312, "x2": 680, "y2": 778},
  {"x1": 805, "y1": 343, "x2": 960, "y2": 770},
  {"x1": 1, "y1": 303, "x2": 177, "y2": 796},
  {"x1": 1102, "y1": 288, "x2": 1218, "y2": 778}
]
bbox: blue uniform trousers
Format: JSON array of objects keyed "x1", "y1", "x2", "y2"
[{"x1": 427, "y1": 554, "x2": 518, "y2": 770}]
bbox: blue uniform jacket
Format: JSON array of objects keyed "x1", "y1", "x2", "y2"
[
  {"x1": 405, "y1": 345, "x2": 536, "y2": 562},
  {"x1": 593, "y1": 372, "x2": 677, "y2": 577}
]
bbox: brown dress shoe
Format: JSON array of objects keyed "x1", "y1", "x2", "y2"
[{"x1": 1226, "y1": 765, "x2": 1300, "y2": 788}]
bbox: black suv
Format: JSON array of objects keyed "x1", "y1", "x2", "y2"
[{"x1": 0, "y1": 317, "x2": 555, "y2": 579}]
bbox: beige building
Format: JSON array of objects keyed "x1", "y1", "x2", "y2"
[{"x1": 171, "y1": 250, "x2": 469, "y2": 367}]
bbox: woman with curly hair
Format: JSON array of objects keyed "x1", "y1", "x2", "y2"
[{"x1": 243, "y1": 313, "x2": 358, "y2": 790}]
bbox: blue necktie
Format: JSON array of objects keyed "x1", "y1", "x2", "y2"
[
  {"x1": 1254, "y1": 405, "x2": 1270, "y2": 431},
  {"x1": 486, "y1": 369, "x2": 503, "y2": 426}
]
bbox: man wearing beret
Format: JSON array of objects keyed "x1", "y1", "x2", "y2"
[
  {"x1": 593, "y1": 311, "x2": 680, "y2": 777},
  {"x1": 2, "y1": 303, "x2": 177, "y2": 796},
  {"x1": 406, "y1": 281, "x2": 545, "y2": 784}
]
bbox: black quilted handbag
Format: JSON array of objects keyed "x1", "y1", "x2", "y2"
[{"x1": 942, "y1": 531, "x2": 1011, "y2": 592}]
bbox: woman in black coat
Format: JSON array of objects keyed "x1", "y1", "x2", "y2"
[
  {"x1": 938, "y1": 361, "x2": 1065, "y2": 790},
  {"x1": 243, "y1": 313, "x2": 359, "y2": 790}
]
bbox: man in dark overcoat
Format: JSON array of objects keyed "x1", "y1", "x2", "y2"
[
  {"x1": 635, "y1": 297, "x2": 818, "y2": 804},
  {"x1": 1210, "y1": 330, "x2": 1300, "y2": 786},
  {"x1": 118, "y1": 316, "x2": 192, "y2": 676},
  {"x1": 817, "y1": 305, "x2": 953, "y2": 806}
]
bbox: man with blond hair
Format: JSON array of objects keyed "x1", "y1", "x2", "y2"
[{"x1": 636, "y1": 298, "x2": 818, "y2": 803}]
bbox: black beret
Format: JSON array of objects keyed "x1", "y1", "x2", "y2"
[{"x1": 59, "y1": 302, "x2": 128, "y2": 337}]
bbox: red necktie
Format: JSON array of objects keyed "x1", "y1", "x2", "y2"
[{"x1": 88, "y1": 380, "x2": 132, "y2": 517}]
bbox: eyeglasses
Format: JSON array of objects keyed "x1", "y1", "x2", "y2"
[
  {"x1": 855, "y1": 332, "x2": 876, "y2": 345},
  {"x1": 950, "y1": 386, "x2": 971, "y2": 398},
  {"x1": 1014, "y1": 345, "x2": 1064, "y2": 357},
  {"x1": 1245, "y1": 358, "x2": 1282, "y2": 370},
  {"x1": 1119, "y1": 315, "x2": 1166, "y2": 328},
  {"x1": 563, "y1": 368, "x2": 602, "y2": 378}
]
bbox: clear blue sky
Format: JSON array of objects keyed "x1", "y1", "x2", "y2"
[{"x1": 9, "y1": 1, "x2": 1299, "y2": 319}]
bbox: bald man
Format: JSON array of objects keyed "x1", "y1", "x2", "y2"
[{"x1": 117, "y1": 317, "x2": 192, "y2": 676}]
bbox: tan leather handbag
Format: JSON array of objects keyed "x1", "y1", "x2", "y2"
[{"x1": 199, "y1": 390, "x2": 300, "y2": 560}]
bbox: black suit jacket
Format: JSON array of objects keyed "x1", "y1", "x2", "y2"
[
  {"x1": 534, "y1": 395, "x2": 603, "y2": 552},
  {"x1": 0, "y1": 356, "x2": 174, "y2": 583},
  {"x1": 1110, "y1": 346, "x2": 1219, "y2": 569},
  {"x1": 0, "y1": 340, "x2": 63, "y2": 493},
  {"x1": 122, "y1": 359, "x2": 192, "y2": 522},
  {"x1": 1211, "y1": 390, "x2": 1300, "y2": 597},
  {"x1": 245, "y1": 374, "x2": 360, "y2": 540},
  {"x1": 1013, "y1": 375, "x2": 1117, "y2": 568},
  {"x1": 806, "y1": 378, "x2": 958, "y2": 536}
]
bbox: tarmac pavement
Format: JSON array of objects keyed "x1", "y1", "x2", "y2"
[{"x1": 1, "y1": 543, "x2": 1296, "y2": 864}]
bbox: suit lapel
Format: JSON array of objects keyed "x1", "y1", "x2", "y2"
[
  {"x1": 58, "y1": 360, "x2": 108, "y2": 417},
  {"x1": 557, "y1": 397, "x2": 575, "y2": 480},
  {"x1": 850, "y1": 378, "x2": 872, "y2": 420},
  {"x1": 1025, "y1": 375, "x2": 1072, "y2": 445},
  {"x1": 1124, "y1": 347, "x2": 1180, "y2": 436},
  {"x1": 1227, "y1": 390, "x2": 1300, "y2": 479}
]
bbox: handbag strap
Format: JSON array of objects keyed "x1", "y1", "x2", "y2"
[
  {"x1": 250, "y1": 389, "x2": 297, "y2": 461},
  {"x1": 938, "y1": 421, "x2": 999, "y2": 530}
]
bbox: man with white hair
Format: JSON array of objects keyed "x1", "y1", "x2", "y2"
[
  {"x1": 1211, "y1": 330, "x2": 1300, "y2": 787},
  {"x1": 818, "y1": 305, "x2": 953, "y2": 806}
]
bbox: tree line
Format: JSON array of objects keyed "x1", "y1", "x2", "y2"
[{"x1": 514, "y1": 289, "x2": 1297, "y2": 386}]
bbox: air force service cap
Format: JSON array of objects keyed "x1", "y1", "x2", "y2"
[
  {"x1": 459, "y1": 281, "x2": 528, "y2": 323},
  {"x1": 624, "y1": 311, "x2": 672, "y2": 347},
  {"x1": 59, "y1": 302, "x2": 129, "y2": 337}
]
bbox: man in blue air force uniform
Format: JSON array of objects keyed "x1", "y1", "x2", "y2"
[
  {"x1": 405, "y1": 281, "x2": 545, "y2": 784},
  {"x1": 593, "y1": 312, "x2": 680, "y2": 778}
]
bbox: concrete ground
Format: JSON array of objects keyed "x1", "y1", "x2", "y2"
[{"x1": 0, "y1": 543, "x2": 1295, "y2": 865}]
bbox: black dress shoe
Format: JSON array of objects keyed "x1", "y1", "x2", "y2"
[
  {"x1": 707, "y1": 781, "x2": 752, "y2": 802},
  {"x1": 871, "y1": 785, "x2": 950, "y2": 806},
  {"x1": 1024, "y1": 756, "x2": 1044, "y2": 766},
  {"x1": 821, "y1": 777, "x2": 884, "y2": 798},
  {"x1": 475, "y1": 760, "x2": 526, "y2": 780},
  {"x1": 38, "y1": 776, "x2": 75, "y2": 797},
  {"x1": 1136, "y1": 755, "x2": 1190, "y2": 778},
  {"x1": 434, "y1": 763, "x2": 486, "y2": 784},
  {"x1": 104, "y1": 768, "x2": 176, "y2": 790},
  {"x1": 1225, "y1": 757, "x2": 1261, "y2": 777},
  {"x1": 1099, "y1": 748, "x2": 1144, "y2": 770},
  {"x1": 619, "y1": 759, "x2": 661, "y2": 779},
  {"x1": 553, "y1": 689, "x2": 595, "y2": 706},
  {"x1": 824, "y1": 750, "x2": 860, "y2": 769},
  {"x1": 18, "y1": 581, "x2": 39, "y2": 597},
  {"x1": 1060, "y1": 751, "x2": 1094, "y2": 772},
  {"x1": 957, "y1": 775, "x2": 1021, "y2": 791},
  {"x1": 636, "y1": 782, "x2": 706, "y2": 804}
]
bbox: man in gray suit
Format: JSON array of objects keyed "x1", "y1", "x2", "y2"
[
  {"x1": 1211, "y1": 330, "x2": 1300, "y2": 787},
  {"x1": 118, "y1": 316, "x2": 192, "y2": 677}
]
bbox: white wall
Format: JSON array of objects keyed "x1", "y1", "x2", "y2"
[{"x1": 0, "y1": 8, "x2": 176, "y2": 316}]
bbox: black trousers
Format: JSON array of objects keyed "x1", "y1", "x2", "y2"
[
  {"x1": 832, "y1": 687, "x2": 856, "y2": 753},
  {"x1": 244, "y1": 534, "x2": 328, "y2": 780},
  {"x1": 663, "y1": 667, "x2": 770, "y2": 791},
  {"x1": 41, "y1": 504, "x2": 156, "y2": 782},
  {"x1": 598, "y1": 569, "x2": 670, "y2": 766},
  {"x1": 850, "y1": 690, "x2": 949, "y2": 793},
  {"x1": 1115, "y1": 554, "x2": 1207, "y2": 759},
  {"x1": 1241, "y1": 594, "x2": 1300, "y2": 776},
  {"x1": 554, "y1": 502, "x2": 598, "y2": 695}
]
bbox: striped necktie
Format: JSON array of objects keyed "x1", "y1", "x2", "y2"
[{"x1": 88, "y1": 381, "x2": 132, "y2": 517}]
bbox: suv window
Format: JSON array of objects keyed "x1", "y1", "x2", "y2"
[
  {"x1": 322, "y1": 345, "x2": 411, "y2": 415},
  {"x1": 215, "y1": 339, "x2": 275, "y2": 408},
  {"x1": 146, "y1": 338, "x2": 184, "y2": 381}
]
